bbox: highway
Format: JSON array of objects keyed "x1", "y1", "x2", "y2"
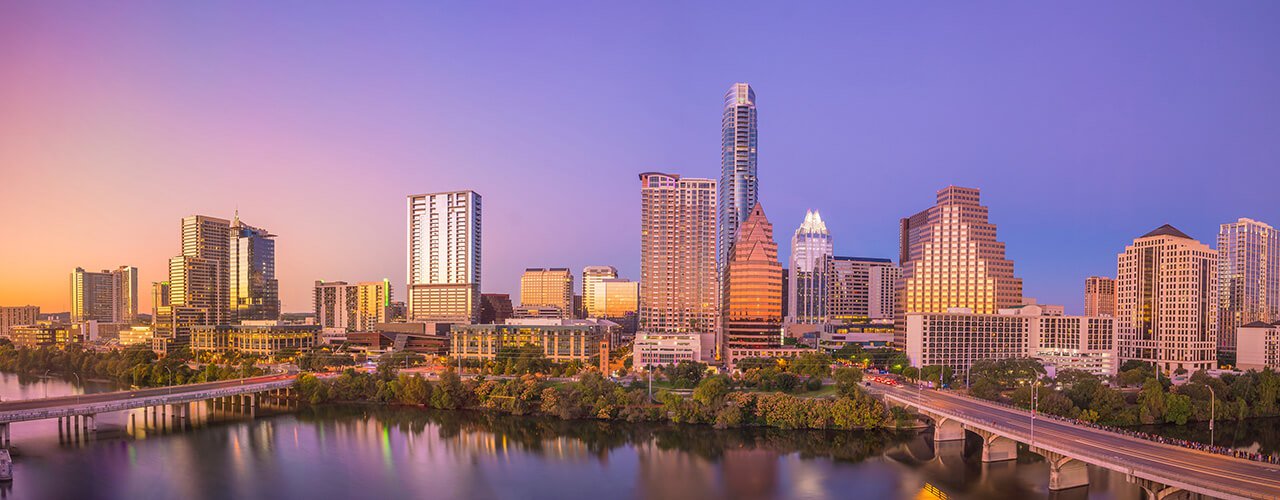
[
  {"x1": 873, "y1": 382, "x2": 1280, "y2": 500},
  {"x1": 0, "y1": 374, "x2": 295, "y2": 423}
]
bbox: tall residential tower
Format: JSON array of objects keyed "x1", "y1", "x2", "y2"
[
  {"x1": 407, "y1": 191, "x2": 481, "y2": 323},
  {"x1": 639, "y1": 172, "x2": 717, "y2": 335},
  {"x1": 718, "y1": 83, "x2": 758, "y2": 276},
  {"x1": 71, "y1": 266, "x2": 137, "y2": 323},
  {"x1": 1084, "y1": 276, "x2": 1117, "y2": 317},
  {"x1": 1216, "y1": 218, "x2": 1279, "y2": 364}
]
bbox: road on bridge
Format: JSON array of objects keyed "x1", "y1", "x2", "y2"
[
  {"x1": 0, "y1": 374, "x2": 295, "y2": 412},
  {"x1": 872, "y1": 382, "x2": 1280, "y2": 500}
]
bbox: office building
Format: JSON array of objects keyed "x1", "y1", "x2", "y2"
[
  {"x1": 451, "y1": 323, "x2": 603, "y2": 363},
  {"x1": 597, "y1": 278, "x2": 639, "y2": 333},
  {"x1": 722, "y1": 202, "x2": 783, "y2": 356},
  {"x1": 638, "y1": 172, "x2": 717, "y2": 334},
  {"x1": 718, "y1": 82, "x2": 759, "y2": 277},
  {"x1": 229, "y1": 215, "x2": 279, "y2": 321},
  {"x1": 818, "y1": 321, "x2": 895, "y2": 352},
  {"x1": 119, "y1": 325, "x2": 154, "y2": 346},
  {"x1": 1116, "y1": 224, "x2": 1218, "y2": 376},
  {"x1": 0, "y1": 306, "x2": 40, "y2": 338},
  {"x1": 1237, "y1": 321, "x2": 1280, "y2": 371},
  {"x1": 898, "y1": 186, "x2": 1023, "y2": 347},
  {"x1": 520, "y1": 268, "x2": 573, "y2": 318},
  {"x1": 1084, "y1": 276, "x2": 1117, "y2": 317},
  {"x1": 191, "y1": 321, "x2": 318, "y2": 356},
  {"x1": 904, "y1": 303, "x2": 1116, "y2": 379},
  {"x1": 167, "y1": 215, "x2": 232, "y2": 343},
  {"x1": 71, "y1": 266, "x2": 137, "y2": 323},
  {"x1": 407, "y1": 191, "x2": 481, "y2": 323},
  {"x1": 633, "y1": 332, "x2": 715, "y2": 370},
  {"x1": 788, "y1": 210, "x2": 832, "y2": 323},
  {"x1": 479, "y1": 293, "x2": 513, "y2": 324},
  {"x1": 11, "y1": 322, "x2": 83, "y2": 348},
  {"x1": 313, "y1": 280, "x2": 392, "y2": 332},
  {"x1": 829, "y1": 257, "x2": 899, "y2": 323},
  {"x1": 581, "y1": 266, "x2": 618, "y2": 318},
  {"x1": 1217, "y1": 218, "x2": 1279, "y2": 364}
]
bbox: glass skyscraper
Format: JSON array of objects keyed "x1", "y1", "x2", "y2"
[
  {"x1": 718, "y1": 83, "x2": 758, "y2": 276},
  {"x1": 1217, "y1": 218, "x2": 1279, "y2": 364},
  {"x1": 230, "y1": 215, "x2": 279, "y2": 321},
  {"x1": 788, "y1": 209, "x2": 832, "y2": 323}
]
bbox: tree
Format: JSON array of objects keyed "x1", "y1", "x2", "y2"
[
  {"x1": 693, "y1": 375, "x2": 732, "y2": 406},
  {"x1": 1137, "y1": 378, "x2": 1166, "y2": 423},
  {"x1": 900, "y1": 366, "x2": 920, "y2": 383},
  {"x1": 833, "y1": 367, "x2": 863, "y2": 398},
  {"x1": 920, "y1": 365, "x2": 954, "y2": 387},
  {"x1": 1164, "y1": 393, "x2": 1193, "y2": 425},
  {"x1": 664, "y1": 361, "x2": 708, "y2": 389}
]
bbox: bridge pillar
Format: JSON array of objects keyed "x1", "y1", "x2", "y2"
[
  {"x1": 932, "y1": 416, "x2": 966, "y2": 442},
  {"x1": 87, "y1": 414, "x2": 96, "y2": 433},
  {"x1": 1129, "y1": 476, "x2": 1187, "y2": 500},
  {"x1": 980, "y1": 434, "x2": 1017, "y2": 463},
  {"x1": 1048, "y1": 456, "x2": 1088, "y2": 490}
]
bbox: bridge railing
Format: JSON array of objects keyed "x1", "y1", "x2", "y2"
[{"x1": 0, "y1": 378, "x2": 296, "y2": 423}]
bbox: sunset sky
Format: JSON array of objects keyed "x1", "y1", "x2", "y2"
[{"x1": 2, "y1": 2, "x2": 1279, "y2": 315}]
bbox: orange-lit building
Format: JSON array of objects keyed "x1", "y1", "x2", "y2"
[
  {"x1": 722, "y1": 203, "x2": 783, "y2": 358},
  {"x1": 638, "y1": 172, "x2": 718, "y2": 335}
]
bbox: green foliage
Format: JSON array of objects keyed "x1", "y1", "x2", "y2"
[
  {"x1": 833, "y1": 368, "x2": 863, "y2": 398},
  {"x1": 693, "y1": 375, "x2": 732, "y2": 406},
  {"x1": 920, "y1": 365, "x2": 954, "y2": 386},
  {"x1": 0, "y1": 344, "x2": 261, "y2": 389},
  {"x1": 968, "y1": 358, "x2": 1045, "y2": 391},
  {"x1": 661, "y1": 361, "x2": 708, "y2": 389},
  {"x1": 1164, "y1": 393, "x2": 1193, "y2": 425}
]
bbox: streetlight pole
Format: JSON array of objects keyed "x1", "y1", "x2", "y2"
[
  {"x1": 71, "y1": 372, "x2": 81, "y2": 404},
  {"x1": 43, "y1": 369, "x2": 51, "y2": 399},
  {"x1": 1208, "y1": 385, "x2": 1216, "y2": 448},
  {"x1": 1031, "y1": 380, "x2": 1041, "y2": 446}
]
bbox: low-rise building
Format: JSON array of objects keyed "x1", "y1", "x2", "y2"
[
  {"x1": 0, "y1": 306, "x2": 40, "y2": 338},
  {"x1": 190, "y1": 321, "x2": 318, "y2": 357},
  {"x1": 818, "y1": 321, "x2": 895, "y2": 351},
  {"x1": 1237, "y1": 321, "x2": 1280, "y2": 371},
  {"x1": 11, "y1": 322, "x2": 82, "y2": 348},
  {"x1": 632, "y1": 332, "x2": 714, "y2": 370},
  {"x1": 725, "y1": 345, "x2": 816, "y2": 369},
  {"x1": 119, "y1": 325, "x2": 154, "y2": 346},
  {"x1": 452, "y1": 323, "x2": 602, "y2": 363}
]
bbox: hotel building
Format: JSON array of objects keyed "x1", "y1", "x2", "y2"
[
  {"x1": 407, "y1": 191, "x2": 481, "y2": 323},
  {"x1": 788, "y1": 210, "x2": 832, "y2": 324},
  {"x1": 897, "y1": 186, "x2": 1023, "y2": 347},
  {"x1": 71, "y1": 266, "x2": 137, "y2": 323},
  {"x1": 1084, "y1": 276, "x2": 1117, "y2": 317},
  {"x1": 638, "y1": 172, "x2": 717, "y2": 334},
  {"x1": 1116, "y1": 225, "x2": 1218, "y2": 376},
  {"x1": 520, "y1": 268, "x2": 574, "y2": 318},
  {"x1": 1217, "y1": 218, "x2": 1279, "y2": 364}
]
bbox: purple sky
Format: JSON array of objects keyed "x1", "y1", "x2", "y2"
[{"x1": 2, "y1": 2, "x2": 1279, "y2": 314}]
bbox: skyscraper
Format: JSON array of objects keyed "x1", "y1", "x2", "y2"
[
  {"x1": 639, "y1": 172, "x2": 717, "y2": 334},
  {"x1": 788, "y1": 210, "x2": 832, "y2": 323},
  {"x1": 407, "y1": 191, "x2": 481, "y2": 323},
  {"x1": 718, "y1": 83, "x2": 758, "y2": 276},
  {"x1": 829, "y1": 257, "x2": 900, "y2": 323},
  {"x1": 722, "y1": 203, "x2": 783, "y2": 356},
  {"x1": 1217, "y1": 218, "x2": 1279, "y2": 364},
  {"x1": 897, "y1": 186, "x2": 1023, "y2": 347},
  {"x1": 582, "y1": 266, "x2": 619, "y2": 318},
  {"x1": 520, "y1": 268, "x2": 574, "y2": 318},
  {"x1": 71, "y1": 266, "x2": 136, "y2": 323},
  {"x1": 1116, "y1": 224, "x2": 1218, "y2": 376},
  {"x1": 229, "y1": 215, "x2": 279, "y2": 321},
  {"x1": 167, "y1": 215, "x2": 232, "y2": 343},
  {"x1": 1084, "y1": 276, "x2": 1117, "y2": 317}
]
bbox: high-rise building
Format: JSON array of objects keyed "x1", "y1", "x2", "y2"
[
  {"x1": 520, "y1": 268, "x2": 574, "y2": 318},
  {"x1": 229, "y1": 215, "x2": 279, "y2": 321},
  {"x1": 788, "y1": 210, "x2": 833, "y2": 324},
  {"x1": 70, "y1": 266, "x2": 137, "y2": 323},
  {"x1": 1084, "y1": 276, "x2": 1117, "y2": 317},
  {"x1": 0, "y1": 306, "x2": 40, "y2": 338},
  {"x1": 598, "y1": 278, "x2": 639, "y2": 333},
  {"x1": 1217, "y1": 218, "x2": 1280, "y2": 364},
  {"x1": 167, "y1": 215, "x2": 232, "y2": 343},
  {"x1": 1116, "y1": 224, "x2": 1218, "y2": 376},
  {"x1": 407, "y1": 191, "x2": 481, "y2": 323},
  {"x1": 829, "y1": 257, "x2": 900, "y2": 323},
  {"x1": 479, "y1": 294, "x2": 513, "y2": 324},
  {"x1": 639, "y1": 172, "x2": 717, "y2": 334},
  {"x1": 897, "y1": 186, "x2": 1023, "y2": 347},
  {"x1": 718, "y1": 83, "x2": 759, "y2": 278},
  {"x1": 151, "y1": 281, "x2": 171, "y2": 338},
  {"x1": 722, "y1": 203, "x2": 783, "y2": 356},
  {"x1": 582, "y1": 266, "x2": 619, "y2": 318},
  {"x1": 314, "y1": 280, "x2": 392, "y2": 332}
]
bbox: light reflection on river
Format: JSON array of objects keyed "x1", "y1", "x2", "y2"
[{"x1": 2, "y1": 373, "x2": 1272, "y2": 499}]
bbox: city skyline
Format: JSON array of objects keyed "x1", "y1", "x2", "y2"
[{"x1": 4, "y1": 3, "x2": 1280, "y2": 315}]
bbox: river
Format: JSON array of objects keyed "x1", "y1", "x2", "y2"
[{"x1": 0, "y1": 373, "x2": 1275, "y2": 499}]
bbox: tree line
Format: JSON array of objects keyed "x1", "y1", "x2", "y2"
[{"x1": 0, "y1": 344, "x2": 263, "y2": 389}]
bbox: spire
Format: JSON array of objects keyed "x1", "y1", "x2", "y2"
[{"x1": 795, "y1": 209, "x2": 829, "y2": 236}]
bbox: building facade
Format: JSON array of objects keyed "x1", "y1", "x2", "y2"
[
  {"x1": 71, "y1": 266, "x2": 137, "y2": 323},
  {"x1": 897, "y1": 186, "x2": 1023, "y2": 347},
  {"x1": 1217, "y1": 218, "x2": 1279, "y2": 364},
  {"x1": 788, "y1": 210, "x2": 832, "y2": 324},
  {"x1": 190, "y1": 322, "x2": 318, "y2": 356},
  {"x1": 11, "y1": 322, "x2": 83, "y2": 348},
  {"x1": 229, "y1": 216, "x2": 279, "y2": 321},
  {"x1": 167, "y1": 215, "x2": 232, "y2": 343},
  {"x1": 1236, "y1": 321, "x2": 1280, "y2": 371},
  {"x1": 451, "y1": 323, "x2": 602, "y2": 363},
  {"x1": 638, "y1": 172, "x2": 718, "y2": 334},
  {"x1": 520, "y1": 268, "x2": 573, "y2": 318},
  {"x1": 581, "y1": 266, "x2": 618, "y2": 319},
  {"x1": 1116, "y1": 225, "x2": 1218, "y2": 376},
  {"x1": 314, "y1": 280, "x2": 392, "y2": 332},
  {"x1": 722, "y1": 203, "x2": 783, "y2": 356},
  {"x1": 633, "y1": 332, "x2": 714, "y2": 369},
  {"x1": 479, "y1": 293, "x2": 513, "y2": 324},
  {"x1": 0, "y1": 305, "x2": 40, "y2": 338},
  {"x1": 407, "y1": 191, "x2": 481, "y2": 323},
  {"x1": 597, "y1": 278, "x2": 639, "y2": 333},
  {"x1": 718, "y1": 82, "x2": 759, "y2": 278},
  {"x1": 1084, "y1": 276, "x2": 1117, "y2": 317},
  {"x1": 828, "y1": 257, "x2": 899, "y2": 323}
]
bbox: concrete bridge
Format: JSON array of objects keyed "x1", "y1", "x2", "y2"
[
  {"x1": 0, "y1": 374, "x2": 297, "y2": 445},
  {"x1": 872, "y1": 382, "x2": 1280, "y2": 500}
]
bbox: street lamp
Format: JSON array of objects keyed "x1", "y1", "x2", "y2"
[
  {"x1": 1030, "y1": 379, "x2": 1042, "y2": 446},
  {"x1": 1207, "y1": 385, "x2": 1216, "y2": 448},
  {"x1": 163, "y1": 366, "x2": 174, "y2": 396},
  {"x1": 71, "y1": 372, "x2": 81, "y2": 404},
  {"x1": 43, "y1": 370, "x2": 51, "y2": 399}
]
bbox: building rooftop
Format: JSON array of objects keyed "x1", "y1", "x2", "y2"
[{"x1": 1140, "y1": 224, "x2": 1192, "y2": 240}]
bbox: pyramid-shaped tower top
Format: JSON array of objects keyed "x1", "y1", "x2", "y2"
[
  {"x1": 796, "y1": 209, "x2": 829, "y2": 236},
  {"x1": 1140, "y1": 224, "x2": 1192, "y2": 240}
]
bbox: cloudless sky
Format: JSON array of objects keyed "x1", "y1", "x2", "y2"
[{"x1": 2, "y1": 1, "x2": 1279, "y2": 315}]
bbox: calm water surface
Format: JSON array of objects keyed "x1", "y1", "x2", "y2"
[{"x1": 0, "y1": 373, "x2": 1275, "y2": 500}]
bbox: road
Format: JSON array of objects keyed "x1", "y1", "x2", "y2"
[
  {"x1": 0, "y1": 374, "x2": 295, "y2": 413},
  {"x1": 872, "y1": 382, "x2": 1280, "y2": 499}
]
